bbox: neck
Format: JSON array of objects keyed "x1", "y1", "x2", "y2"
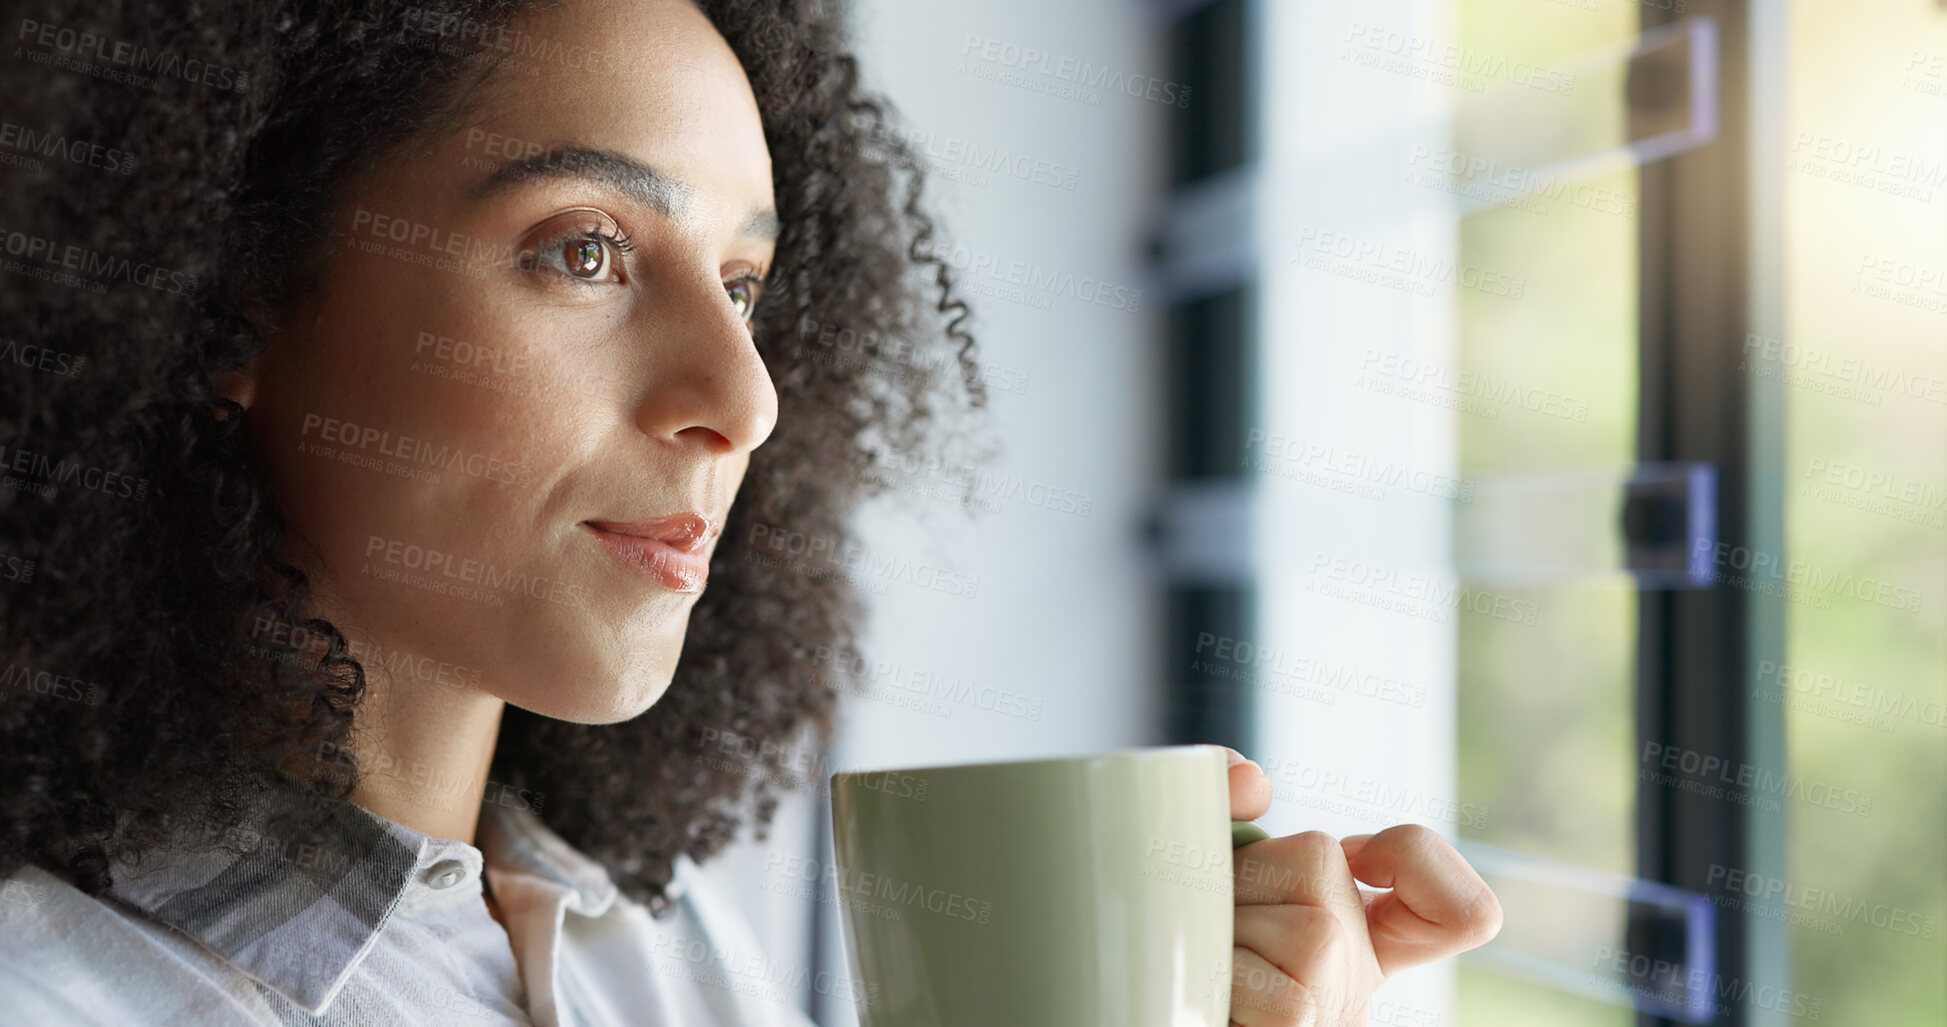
[{"x1": 334, "y1": 631, "x2": 508, "y2": 844}]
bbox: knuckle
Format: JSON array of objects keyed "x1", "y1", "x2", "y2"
[
  {"x1": 1290, "y1": 982, "x2": 1330, "y2": 1027},
  {"x1": 1248, "y1": 977, "x2": 1317, "y2": 1027},
  {"x1": 1281, "y1": 902, "x2": 1347, "y2": 965},
  {"x1": 1285, "y1": 900, "x2": 1342, "y2": 935},
  {"x1": 1384, "y1": 822, "x2": 1441, "y2": 851},
  {"x1": 1286, "y1": 829, "x2": 1339, "y2": 861}
]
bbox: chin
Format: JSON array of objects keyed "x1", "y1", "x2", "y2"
[
  {"x1": 491, "y1": 603, "x2": 693, "y2": 724},
  {"x1": 505, "y1": 666, "x2": 677, "y2": 726}
]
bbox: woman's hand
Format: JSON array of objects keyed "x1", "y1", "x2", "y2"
[{"x1": 1221, "y1": 748, "x2": 1503, "y2": 1025}]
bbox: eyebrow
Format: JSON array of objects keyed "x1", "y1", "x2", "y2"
[{"x1": 469, "y1": 145, "x2": 779, "y2": 241}]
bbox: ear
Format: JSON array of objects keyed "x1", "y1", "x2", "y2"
[
  {"x1": 219, "y1": 294, "x2": 309, "y2": 415},
  {"x1": 213, "y1": 356, "x2": 261, "y2": 413}
]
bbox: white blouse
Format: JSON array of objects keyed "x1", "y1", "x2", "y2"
[{"x1": 0, "y1": 793, "x2": 824, "y2": 1026}]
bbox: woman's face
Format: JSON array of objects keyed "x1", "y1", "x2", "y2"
[{"x1": 236, "y1": 0, "x2": 778, "y2": 723}]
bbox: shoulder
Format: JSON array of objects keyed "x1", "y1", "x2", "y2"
[
  {"x1": 670, "y1": 853, "x2": 833, "y2": 1027},
  {"x1": 559, "y1": 854, "x2": 825, "y2": 1027},
  {"x1": 0, "y1": 862, "x2": 279, "y2": 1026}
]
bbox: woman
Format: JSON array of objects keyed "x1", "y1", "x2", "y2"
[{"x1": 0, "y1": 0, "x2": 1500, "y2": 1024}]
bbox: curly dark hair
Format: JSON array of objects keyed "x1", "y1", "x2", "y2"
[{"x1": 0, "y1": 0, "x2": 986, "y2": 917}]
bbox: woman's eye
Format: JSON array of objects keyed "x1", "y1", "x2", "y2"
[
  {"x1": 521, "y1": 230, "x2": 625, "y2": 285},
  {"x1": 727, "y1": 277, "x2": 759, "y2": 323}
]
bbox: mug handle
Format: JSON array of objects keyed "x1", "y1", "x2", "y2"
[
  {"x1": 1231, "y1": 820, "x2": 1271, "y2": 847},
  {"x1": 1225, "y1": 820, "x2": 1271, "y2": 1023}
]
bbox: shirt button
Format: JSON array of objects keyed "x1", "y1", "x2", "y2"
[{"x1": 425, "y1": 859, "x2": 469, "y2": 890}]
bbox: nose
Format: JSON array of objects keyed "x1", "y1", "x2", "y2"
[{"x1": 629, "y1": 270, "x2": 779, "y2": 455}]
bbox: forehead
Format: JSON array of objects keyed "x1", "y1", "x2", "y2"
[{"x1": 449, "y1": 0, "x2": 774, "y2": 223}]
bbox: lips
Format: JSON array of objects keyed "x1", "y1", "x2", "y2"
[
  {"x1": 584, "y1": 514, "x2": 717, "y2": 592},
  {"x1": 584, "y1": 514, "x2": 714, "y2": 552}
]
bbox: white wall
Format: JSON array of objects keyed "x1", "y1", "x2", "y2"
[
  {"x1": 693, "y1": 1, "x2": 1479, "y2": 1023},
  {"x1": 693, "y1": 1, "x2": 1171, "y2": 1024},
  {"x1": 1252, "y1": 0, "x2": 1463, "y2": 1023}
]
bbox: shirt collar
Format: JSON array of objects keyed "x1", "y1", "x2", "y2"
[
  {"x1": 102, "y1": 783, "x2": 622, "y2": 1017},
  {"x1": 476, "y1": 799, "x2": 623, "y2": 917}
]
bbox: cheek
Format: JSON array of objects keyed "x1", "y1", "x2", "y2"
[
  {"x1": 255, "y1": 261, "x2": 549, "y2": 542},
  {"x1": 247, "y1": 254, "x2": 604, "y2": 642},
  {"x1": 248, "y1": 239, "x2": 709, "y2": 720}
]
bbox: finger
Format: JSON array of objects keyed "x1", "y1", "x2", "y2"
[
  {"x1": 1342, "y1": 824, "x2": 1503, "y2": 975},
  {"x1": 1218, "y1": 745, "x2": 1272, "y2": 821},
  {"x1": 1234, "y1": 902, "x2": 1371, "y2": 1021},
  {"x1": 1225, "y1": 943, "x2": 1319, "y2": 1027},
  {"x1": 1339, "y1": 835, "x2": 1378, "y2": 916},
  {"x1": 1233, "y1": 831, "x2": 1367, "y2": 932}
]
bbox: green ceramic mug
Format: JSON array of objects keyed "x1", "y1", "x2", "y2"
[{"x1": 829, "y1": 745, "x2": 1270, "y2": 1026}]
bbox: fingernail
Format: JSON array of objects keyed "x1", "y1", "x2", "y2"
[{"x1": 1223, "y1": 747, "x2": 1260, "y2": 772}]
